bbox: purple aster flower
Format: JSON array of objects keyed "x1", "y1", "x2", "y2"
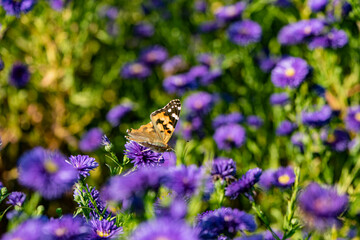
[
  {"x1": 124, "y1": 141, "x2": 164, "y2": 167},
  {"x1": 272, "y1": 167, "x2": 295, "y2": 188},
  {"x1": 291, "y1": 132, "x2": 305, "y2": 152},
  {"x1": 271, "y1": 57, "x2": 309, "y2": 88},
  {"x1": 228, "y1": 20, "x2": 262, "y2": 46},
  {"x1": 278, "y1": 19, "x2": 325, "y2": 45},
  {"x1": 187, "y1": 65, "x2": 209, "y2": 82},
  {"x1": 196, "y1": 207, "x2": 256, "y2": 239},
  {"x1": 74, "y1": 185, "x2": 108, "y2": 219},
  {"x1": 270, "y1": 93, "x2": 290, "y2": 106},
  {"x1": 43, "y1": 215, "x2": 90, "y2": 239},
  {"x1": 66, "y1": 155, "x2": 98, "y2": 178},
  {"x1": 134, "y1": 22, "x2": 154, "y2": 38},
  {"x1": 263, "y1": 230, "x2": 284, "y2": 240},
  {"x1": 1, "y1": 0, "x2": 37, "y2": 16},
  {"x1": 131, "y1": 218, "x2": 198, "y2": 240},
  {"x1": 201, "y1": 70, "x2": 222, "y2": 85},
  {"x1": 321, "y1": 128, "x2": 350, "y2": 152},
  {"x1": 215, "y1": 2, "x2": 246, "y2": 22},
  {"x1": 99, "y1": 5, "x2": 118, "y2": 20},
  {"x1": 184, "y1": 91, "x2": 214, "y2": 116},
  {"x1": 79, "y1": 128, "x2": 103, "y2": 152},
  {"x1": 211, "y1": 157, "x2": 236, "y2": 182},
  {"x1": 0, "y1": 181, "x2": 3, "y2": 188},
  {"x1": 162, "y1": 55, "x2": 187, "y2": 76},
  {"x1": 194, "y1": 0, "x2": 206, "y2": 12},
  {"x1": 308, "y1": 0, "x2": 328, "y2": 12},
  {"x1": 258, "y1": 169, "x2": 275, "y2": 191},
  {"x1": 276, "y1": 120, "x2": 297, "y2": 136},
  {"x1": 18, "y1": 147, "x2": 78, "y2": 199},
  {"x1": 302, "y1": 105, "x2": 332, "y2": 127},
  {"x1": 214, "y1": 124, "x2": 246, "y2": 150},
  {"x1": 198, "y1": 21, "x2": 224, "y2": 33},
  {"x1": 247, "y1": 115, "x2": 264, "y2": 129},
  {"x1": 166, "y1": 165, "x2": 204, "y2": 198},
  {"x1": 213, "y1": 113, "x2": 244, "y2": 128},
  {"x1": 275, "y1": 0, "x2": 291, "y2": 7},
  {"x1": 155, "y1": 198, "x2": 187, "y2": 220},
  {"x1": 225, "y1": 168, "x2": 262, "y2": 200},
  {"x1": 345, "y1": 106, "x2": 360, "y2": 132},
  {"x1": 139, "y1": 45, "x2": 168, "y2": 66},
  {"x1": 106, "y1": 104, "x2": 132, "y2": 127},
  {"x1": 258, "y1": 56, "x2": 278, "y2": 73},
  {"x1": 7, "y1": 191, "x2": 26, "y2": 207},
  {"x1": 88, "y1": 219, "x2": 123, "y2": 239},
  {"x1": 0, "y1": 57, "x2": 4, "y2": 71},
  {"x1": 309, "y1": 28, "x2": 348, "y2": 49},
  {"x1": 163, "y1": 74, "x2": 195, "y2": 95},
  {"x1": 180, "y1": 117, "x2": 205, "y2": 141},
  {"x1": 121, "y1": 62, "x2": 151, "y2": 79},
  {"x1": 8, "y1": 62, "x2": 30, "y2": 88},
  {"x1": 236, "y1": 235, "x2": 263, "y2": 240},
  {"x1": 1, "y1": 218, "x2": 47, "y2": 240},
  {"x1": 49, "y1": 0, "x2": 67, "y2": 11},
  {"x1": 197, "y1": 53, "x2": 214, "y2": 67},
  {"x1": 298, "y1": 182, "x2": 348, "y2": 230}
]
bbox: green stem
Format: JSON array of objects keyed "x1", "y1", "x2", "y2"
[
  {"x1": 0, "y1": 206, "x2": 12, "y2": 222},
  {"x1": 251, "y1": 202, "x2": 281, "y2": 240},
  {"x1": 79, "y1": 179, "x2": 104, "y2": 219}
]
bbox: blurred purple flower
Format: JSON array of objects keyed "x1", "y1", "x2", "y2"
[
  {"x1": 215, "y1": 2, "x2": 246, "y2": 22},
  {"x1": 236, "y1": 235, "x2": 263, "y2": 240},
  {"x1": 213, "y1": 112, "x2": 244, "y2": 128},
  {"x1": 345, "y1": 106, "x2": 360, "y2": 132},
  {"x1": 139, "y1": 45, "x2": 168, "y2": 66},
  {"x1": 302, "y1": 105, "x2": 332, "y2": 127},
  {"x1": 263, "y1": 230, "x2": 284, "y2": 240},
  {"x1": 1, "y1": 218, "x2": 47, "y2": 240},
  {"x1": 271, "y1": 57, "x2": 309, "y2": 88},
  {"x1": 198, "y1": 21, "x2": 224, "y2": 33},
  {"x1": 291, "y1": 132, "x2": 305, "y2": 152},
  {"x1": 187, "y1": 65, "x2": 209, "y2": 82},
  {"x1": 48, "y1": 0, "x2": 68, "y2": 11},
  {"x1": 0, "y1": 57, "x2": 4, "y2": 71},
  {"x1": 272, "y1": 167, "x2": 295, "y2": 188},
  {"x1": 321, "y1": 128, "x2": 351, "y2": 152},
  {"x1": 9, "y1": 62, "x2": 30, "y2": 88},
  {"x1": 163, "y1": 74, "x2": 195, "y2": 95},
  {"x1": 270, "y1": 93, "x2": 290, "y2": 106},
  {"x1": 225, "y1": 168, "x2": 262, "y2": 200},
  {"x1": 124, "y1": 141, "x2": 164, "y2": 167},
  {"x1": 309, "y1": 29, "x2": 348, "y2": 49},
  {"x1": 308, "y1": 0, "x2": 328, "y2": 12},
  {"x1": 258, "y1": 56, "x2": 278, "y2": 73},
  {"x1": 194, "y1": 0, "x2": 207, "y2": 12},
  {"x1": 258, "y1": 169, "x2": 275, "y2": 191},
  {"x1": 134, "y1": 22, "x2": 154, "y2": 38},
  {"x1": 79, "y1": 128, "x2": 103, "y2": 152},
  {"x1": 106, "y1": 104, "x2": 132, "y2": 127},
  {"x1": 184, "y1": 91, "x2": 214, "y2": 116},
  {"x1": 201, "y1": 70, "x2": 222, "y2": 85},
  {"x1": 44, "y1": 215, "x2": 90, "y2": 239},
  {"x1": 247, "y1": 115, "x2": 264, "y2": 129},
  {"x1": 67, "y1": 155, "x2": 98, "y2": 179},
  {"x1": 74, "y1": 185, "x2": 108, "y2": 219},
  {"x1": 18, "y1": 147, "x2": 78, "y2": 199},
  {"x1": 214, "y1": 124, "x2": 246, "y2": 150},
  {"x1": 155, "y1": 198, "x2": 187, "y2": 220},
  {"x1": 228, "y1": 20, "x2": 262, "y2": 46},
  {"x1": 276, "y1": 120, "x2": 297, "y2": 136},
  {"x1": 162, "y1": 55, "x2": 187, "y2": 76},
  {"x1": 298, "y1": 182, "x2": 348, "y2": 230},
  {"x1": 121, "y1": 62, "x2": 151, "y2": 79},
  {"x1": 7, "y1": 192, "x2": 26, "y2": 207},
  {"x1": 1, "y1": 0, "x2": 36, "y2": 16},
  {"x1": 211, "y1": 157, "x2": 236, "y2": 182},
  {"x1": 131, "y1": 218, "x2": 198, "y2": 240},
  {"x1": 88, "y1": 219, "x2": 123, "y2": 239},
  {"x1": 197, "y1": 53, "x2": 214, "y2": 67}
]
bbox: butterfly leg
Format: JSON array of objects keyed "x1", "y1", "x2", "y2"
[{"x1": 141, "y1": 148, "x2": 152, "y2": 153}]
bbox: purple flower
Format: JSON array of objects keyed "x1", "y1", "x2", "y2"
[
  {"x1": 196, "y1": 207, "x2": 256, "y2": 239},
  {"x1": 308, "y1": 0, "x2": 328, "y2": 12},
  {"x1": 184, "y1": 91, "x2": 214, "y2": 116},
  {"x1": 236, "y1": 235, "x2": 263, "y2": 240},
  {"x1": 276, "y1": 120, "x2": 297, "y2": 136},
  {"x1": 131, "y1": 218, "x2": 198, "y2": 240},
  {"x1": 163, "y1": 74, "x2": 195, "y2": 95},
  {"x1": 99, "y1": 5, "x2": 118, "y2": 20},
  {"x1": 302, "y1": 105, "x2": 332, "y2": 127},
  {"x1": 194, "y1": 0, "x2": 207, "y2": 12},
  {"x1": 7, "y1": 192, "x2": 26, "y2": 207},
  {"x1": 198, "y1": 21, "x2": 224, "y2": 33},
  {"x1": 258, "y1": 56, "x2": 278, "y2": 73},
  {"x1": 309, "y1": 28, "x2": 348, "y2": 49},
  {"x1": 197, "y1": 53, "x2": 214, "y2": 67},
  {"x1": 321, "y1": 128, "x2": 351, "y2": 152},
  {"x1": 139, "y1": 45, "x2": 168, "y2": 66},
  {"x1": 162, "y1": 56, "x2": 187, "y2": 76},
  {"x1": 247, "y1": 115, "x2": 264, "y2": 129},
  {"x1": 121, "y1": 62, "x2": 151, "y2": 79},
  {"x1": 181, "y1": 117, "x2": 205, "y2": 141},
  {"x1": 0, "y1": 181, "x2": 3, "y2": 188},
  {"x1": 298, "y1": 182, "x2": 348, "y2": 230},
  {"x1": 213, "y1": 113, "x2": 244, "y2": 128},
  {"x1": 18, "y1": 147, "x2": 78, "y2": 199},
  {"x1": 228, "y1": 20, "x2": 262, "y2": 46},
  {"x1": 88, "y1": 219, "x2": 123, "y2": 239},
  {"x1": 258, "y1": 169, "x2": 275, "y2": 191},
  {"x1": 74, "y1": 185, "x2": 108, "y2": 219},
  {"x1": 345, "y1": 106, "x2": 360, "y2": 132},
  {"x1": 0, "y1": 57, "x2": 4, "y2": 71},
  {"x1": 1, "y1": 218, "x2": 47, "y2": 240},
  {"x1": 272, "y1": 167, "x2": 295, "y2": 188},
  {"x1": 278, "y1": 19, "x2": 325, "y2": 45},
  {"x1": 270, "y1": 93, "x2": 290, "y2": 106},
  {"x1": 291, "y1": 132, "x2": 305, "y2": 152},
  {"x1": 124, "y1": 141, "x2": 164, "y2": 167},
  {"x1": 263, "y1": 230, "x2": 284, "y2": 240},
  {"x1": 225, "y1": 168, "x2": 262, "y2": 200},
  {"x1": 155, "y1": 198, "x2": 187, "y2": 220},
  {"x1": 106, "y1": 104, "x2": 132, "y2": 127},
  {"x1": 200, "y1": 69, "x2": 222, "y2": 85},
  {"x1": 214, "y1": 124, "x2": 246, "y2": 150},
  {"x1": 271, "y1": 57, "x2": 309, "y2": 88},
  {"x1": 1, "y1": 0, "x2": 36, "y2": 16},
  {"x1": 49, "y1": 0, "x2": 67, "y2": 11},
  {"x1": 187, "y1": 65, "x2": 209, "y2": 82},
  {"x1": 215, "y1": 2, "x2": 246, "y2": 22},
  {"x1": 67, "y1": 155, "x2": 99, "y2": 178},
  {"x1": 9, "y1": 62, "x2": 30, "y2": 88},
  {"x1": 211, "y1": 157, "x2": 236, "y2": 182},
  {"x1": 43, "y1": 215, "x2": 90, "y2": 239},
  {"x1": 79, "y1": 128, "x2": 103, "y2": 152},
  {"x1": 134, "y1": 22, "x2": 154, "y2": 38}
]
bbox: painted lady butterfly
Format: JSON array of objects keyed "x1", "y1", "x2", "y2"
[{"x1": 126, "y1": 99, "x2": 181, "y2": 152}]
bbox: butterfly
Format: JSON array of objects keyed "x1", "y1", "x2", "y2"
[{"x1": 126, "y1": 99, "x2": 181, "y2": 152}]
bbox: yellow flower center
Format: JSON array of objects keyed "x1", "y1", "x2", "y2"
[
  {"x1": 355, "y1": 112, "x2": 360, "y2": 122},
  {"x1": 44, "y1": 159, "x2": 59, "y2": 173},
  {"x1": 304, "y1": 26, "x2": 312, "y2": 35},
  {"x1": 285, "y1": 67, "x2": 295, "y2": 77},
  {"x1": 147, "y1": 52, "x2": 158, "y2": 62},
  {"x1": 97, "y1": 230, "x2": 110, "y2": 237},
  {"x1": 131, "y1": 63, "x2": 144, "y2": 74},
  {"x1": 55, "y1": 227, "x2": 67, "y2": 236},
  {"x1": 278, "y1": 174, "x2": 290, "y2": 184}
]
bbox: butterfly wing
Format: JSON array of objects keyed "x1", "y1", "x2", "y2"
[
  {"x1": 126, "y1": 122, "x2": 163, "y2": 143},
  {"x1": 150, "y1": 99, "x2": 181, "y2": 144}
]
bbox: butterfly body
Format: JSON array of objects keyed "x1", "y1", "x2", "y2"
[{"x1": 126, "y1": 99, "x2": 181, "y2": 153}]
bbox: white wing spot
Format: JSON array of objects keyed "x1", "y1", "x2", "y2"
[
  {"x1": 172, "y1": 113, "x2": 179, "y2": 120},
  {"x1": 168, "y1": 109, "x2": 172, "y2": 112},
  {"x1": 178, "y1": 107, "x2": 181, "y2": 110}
]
